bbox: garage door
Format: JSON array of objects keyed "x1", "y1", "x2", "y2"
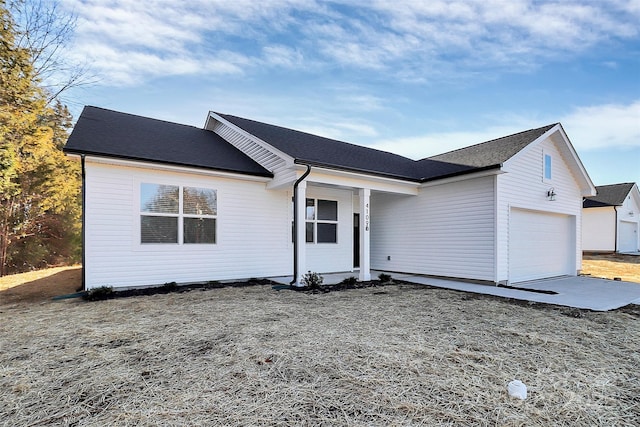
[
  {"x1": 509, "y1": 209, "x2": 575, "y2": 283},
  {"x1": 619, "y1": 221, "x2": 638, "y2": 253}
]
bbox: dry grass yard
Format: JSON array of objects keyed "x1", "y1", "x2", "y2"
[
  {"x1": 1, "y1": 277, "x2": 639, "y2": 426},
  {"x1": 582, "y1": 253, "x2": 640, "y2": 283}
]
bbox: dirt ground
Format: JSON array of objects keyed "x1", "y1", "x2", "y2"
[
  {"x1": 1, "y1": 261, "x2": 639, "y2": 425},
  {"x1": 0, "y1": 266, "x2": 82, "y2": 305},
  {"x1": 2, "y1": 284, "x2": 639, "y2": 426}
]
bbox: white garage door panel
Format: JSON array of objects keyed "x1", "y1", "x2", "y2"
[
  {"x1": 510, "y1": 209, "x2": 574, "y2": 283},
  {"x1": 619, "y1": 221, "x2": 638, "y2": 253}
]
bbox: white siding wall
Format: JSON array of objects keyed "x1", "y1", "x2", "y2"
[
  {"x1": 85, "y1": 161, "x2": 292, "y2": 289},
  {"x1": 617, "y1": 191, "x2": 640, "y2": 252},
  {"x1": 582, "y1": 207, "x2": 616, "y2": 251},
  {"x1": 371, "y1": 176, "x2": 496, "y2": 281},
  {"x1": 496, "y1": 136, "x2": 583, "y2": 282},
  {"x1": 305, "y1": 186, "x2": 354, "y2": 273}
]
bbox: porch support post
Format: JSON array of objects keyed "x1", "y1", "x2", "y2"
[
  {"x1": 294, "y1": 181, "x2": 307, "y2": 286},
  {"x1": 359, "y1": 188, "x2": 371, "y2": 281}
]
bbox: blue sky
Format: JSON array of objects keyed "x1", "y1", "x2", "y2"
[{"x1": 58, "y1": 0, "x2": 639, "y2": 186}]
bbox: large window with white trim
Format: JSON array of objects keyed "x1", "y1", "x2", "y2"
[
  {"x1": 305, "y1": 198, "x2": 338, "y2": 243},
  {"x1": 140, "y1": 183, "x2": 217, "y2": 244}
]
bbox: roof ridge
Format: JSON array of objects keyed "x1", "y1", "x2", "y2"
[
  {"x1": 85, "y1": 105, "x2": 202, "y2": 130},
  {"x1": 595, "y1": 182, "x2": 635, "y2": 188},
  {"x1": 216, "y1": 112, "x2": 419, "y2": 162}
]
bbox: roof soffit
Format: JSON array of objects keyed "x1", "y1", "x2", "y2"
[{"x1": 207, "y1": 112, "x2": 295, "y2": 169}]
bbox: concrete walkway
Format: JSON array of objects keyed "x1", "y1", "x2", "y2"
[{"x1": 272, "y1": 271, "x2": 640, "y2": 312}]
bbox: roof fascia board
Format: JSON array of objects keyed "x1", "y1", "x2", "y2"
[
  {"x1": 207, "y1": 112, "x2": 295, "y2": 167},
  {"x1": 629, "y1": 183, "x2": 640, "y2": 207},
  {"x1": 294, "y1": 159, "x2": 424, "y2": 183},
  {"x1": 80, "y1": 155, "x2": 273, "y2": 182},
  {"x1": 419, "y1": 167, "x2": 504, "y2": 188},
  {"x1": 299, "y1": 164, "x2": 419, "y2": 195},
  {"x1": 554, "y1": 123, "x2": 597, "y2": 197}
]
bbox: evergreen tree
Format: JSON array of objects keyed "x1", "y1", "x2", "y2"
[{"x1": 0, "y1": 2, "x2": 80, "y2": 275}]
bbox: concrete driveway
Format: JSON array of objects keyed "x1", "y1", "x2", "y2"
[
  {"x1": 390, "y1": 273, "x2": 640, "y2": 311},
  {"x1": 272, "y1": 271, "x2": 640, "y2": 311}
]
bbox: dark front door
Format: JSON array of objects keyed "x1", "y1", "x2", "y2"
[{"x1": 353, "y1": 213, "x2": 360, "y2": 268}]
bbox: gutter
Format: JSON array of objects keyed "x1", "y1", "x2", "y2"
[
  {"x1": 290, "y1": 165, "x2": 312, "y2": 286},
  {"x1": 63, "y1": 149, "x2": 274, "y2": 179},
  {"x1": 81, "y1": 154, "x2": 86, "y2": 290}
]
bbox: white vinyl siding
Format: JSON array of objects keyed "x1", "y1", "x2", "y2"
[
  {"x1": 84, "y1": 161, "x2": 291, "y2": 289},
  {"x1": 582, "y1": 207, "x2": 616, "y2": 251},
  {"x1": 371, "y1": 176, "x2": 496, "y2": 281},
  {"x1": 304, "y1": 186, "x2": 353, "y2": 273},
  {"x1": 616, "y1": 188, "x2": 640, "y2": 253},
  {"x1": 583, "y1": 186, "x2": 640, "y2": 253},
  {"x1": 496, "y1": 135, "x2": 583, "y2": 282}
]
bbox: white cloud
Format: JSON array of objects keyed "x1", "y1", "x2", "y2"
[
  {"x1": 370, "y1": 101, "x2": 640, "y2": 160},
  {"x1": 57, "y1": 0, "x2": 640, "y2": 86},
  {"x1": 562, "y1": 101, "x2": 640, "y2": 151}
]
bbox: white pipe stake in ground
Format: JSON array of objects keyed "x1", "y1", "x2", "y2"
[{"x1": 508, "y1": 380, "x2": 527, "y2": 399}]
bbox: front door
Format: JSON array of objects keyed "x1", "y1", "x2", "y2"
[{"x1": 353, "y1": 213, "x2": 360, "y2": 268}]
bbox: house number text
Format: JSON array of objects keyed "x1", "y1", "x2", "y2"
[{"x1": 365, "y1": 203, "x2": 370, "y2": 231}]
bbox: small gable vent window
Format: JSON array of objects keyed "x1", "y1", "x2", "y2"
[
  {"x1": 544, "y1": 153, "x2": 552, "y2": 181},
  {"x1": 305, "y1": 198, "x2": 338, "y2": 243},
  {"x1": 141, "y1": 183, "x2": 217, "y2": 244}
]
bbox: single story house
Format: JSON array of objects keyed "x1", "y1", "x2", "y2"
[
  {"x1": 583, "y1": 183, "x2": 640, "y2": 253},
  {"x1": 64, "y1": 106, "x2": 596, "y2": 289}
]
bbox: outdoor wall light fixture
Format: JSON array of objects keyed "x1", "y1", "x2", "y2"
[{"x1": 547, "y1": 188, "x2": 556, "y2": 201}]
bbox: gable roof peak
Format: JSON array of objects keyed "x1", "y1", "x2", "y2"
[
  {"x1": 428, "y1": 123, "x2": 558, "y2": 168},
  {"x1": 583, "y1": 182, "x2": 637, "y2": 208}
]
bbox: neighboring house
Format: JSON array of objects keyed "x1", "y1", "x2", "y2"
[
  {"x1": 583, "y1": 183, "x2": 640, "y2": 253},
  {"x1": 64, "y1": 106, "x2": 596, "y2": 289}
]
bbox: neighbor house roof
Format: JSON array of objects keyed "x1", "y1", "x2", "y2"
[
  {"x1": 216, "y1": 113, "x2": 483, "y2": 182},
  {"x1": 428, "y1": 124, "x2": 557, "y2": 167},
  {"x1": 583, "y1": 183, "x2": 636, "y2": 208},
  {"x1": 64, "y1": 106, "x2": 272, "y2": 177}
]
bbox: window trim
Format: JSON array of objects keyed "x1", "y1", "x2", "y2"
[
  {"x1": 305, "y1": 198, "x2": 338, "y2": 244},
  {"x1": 138, "y1": 182, "x2": 217, "y2": 246},
  {"x1": 543, "y1": 151, "x2": 552, "y2": 182}
]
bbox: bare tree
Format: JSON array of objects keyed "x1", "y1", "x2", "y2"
[{"x1": 9, "y1": 0, "x2": 92, "y2": 104}]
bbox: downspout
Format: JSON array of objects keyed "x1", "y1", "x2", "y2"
[
  {"x1": 290, "y1": 165, "x2": 312, "y2": 285},
  {"x1": 81, "y1": 155, "x2": 86, "y2": 290},
  {"x1": 614, "y1": 206, "x2": 618, "y2": 253}
]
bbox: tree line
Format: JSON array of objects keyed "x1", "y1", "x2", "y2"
[{"x1": 1, "y1": 0, "x2": 81, "y2": 276}]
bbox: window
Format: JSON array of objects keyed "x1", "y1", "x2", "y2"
[
  {"x1": 544, "y1": 153, "x2": 552, "y2": 181},
  {"x1": 140, "y1": 183, "x2": 217, "y2": 244},
  {"x1": 305, "y1": 198, "x2": 337, "y2": 243}
]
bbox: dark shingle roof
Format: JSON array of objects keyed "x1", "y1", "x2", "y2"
[
  {"x1": 66, "y1": 107, "x2": 550, "y2": 184},
  {"x1": 428, "y1": 124, "x2": 557, "y2": 167},
  {"x1": 217, "y1": 113, "x2": 481, "y2": 182},
  {"x1": 64, "y1": 107, "x2": 271, "y2": 177},
  {"x1": 583, "y1": 183, "x2": 635, "y2": 208}
]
